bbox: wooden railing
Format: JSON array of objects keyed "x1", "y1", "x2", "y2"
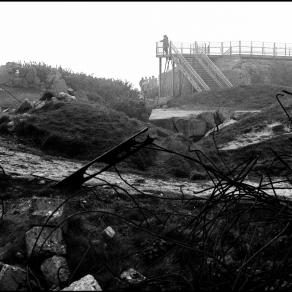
[{"x1": 156, "y1": 41, "x2": 292, "y2": 57}]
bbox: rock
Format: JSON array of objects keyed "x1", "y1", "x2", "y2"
[
  {"x1": 67, "y1": 88, "x2": 74, "y2": 95},
  {"x1": 215, "y1": 108, "x2": 234, "y2": 124},
  {"x1": 57, "y1": 92, "x2": 76, "y2": 102},
  {"x1": 61, "y1": 274, "x2": 102, "y2": 291},
  {"x1": 0, "y1": 264, "x2": 26, "y2": 290},
  {"x1": 150, "y1": 118, "x2": 175, "y2": 132},
  {"x1": 30, "y1": 196, "x2": 64, "y2": 224},
  {"x1": 103, "y1": 226, "x2": 115, "y2": 238},
  {"x1": 15, "y1": 99, "x2": 33, "y2": 114},
  {"x1": 7, "y1": 120, "x2": 15, "y2": 131},
  {"x1": 25, "y1": 226, "x2": 66, "y2": 257},
  {"x1": 196, "y1": 111, "x2": 216, "y2": 128},
  {"x1": 41, "y1": 256, "x2": 70, "y2": 286},
  {"x1": 120, "y1": 268, "x2": 146, "y2": 284},
  {"x1": 174, "y1": 117, "x2": 207, "y2": 139},
  {"x1": 34, "y1": 100, "x2": 46, "y2": 110}
]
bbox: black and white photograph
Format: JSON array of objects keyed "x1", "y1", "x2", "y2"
[{"x1": 1, "y1": 1, "x2": 292, "y2": 291}]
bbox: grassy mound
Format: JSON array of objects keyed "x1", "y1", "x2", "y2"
[
  {"x1": 7, "y1": 101, "x2": 184, "y2": 173},
  {"x1": 167, "y1": 84, "x2": 292, "y2": 110}
]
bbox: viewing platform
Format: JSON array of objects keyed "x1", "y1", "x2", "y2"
[{"x1": 156, "y1": 41, "x2": 292, "y2": 60}]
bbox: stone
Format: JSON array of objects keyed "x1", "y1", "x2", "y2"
[
  {"x1": 174, "y1": 117, "x2": 207, "y2": 139},
  {"x1": 30, "y1": 196, "x2": 64, "y2": 221},
  {"x1": 16, "y1": 99, "x2": 33, "y2": 114},
  {"x1": 0, "y1": 264, "x2": 26, "y2": 290},
  {"x1": 120, "y1": 268, "x2": 146, "y2": 284},
  {"x1": 34, "y1": 100, "x2": 46, "y2": 110},
  {"x1": 61, "y1": 274, "x2": 102, "y2": 291},
  {"x1": 149, "y1": 118, "x2": 174, "y2": 132},
  {"x1": 103, "y1": 226, "x2": 115, "y2": 238},
  {"x1": 57, "y1": 92, "x2": 76, "y2": 102},
  {"x1": 41, "y1": 256, "x2": 70, "y2": 286},
  {"x1": 25, "y1": 226, "x2": 66, "y2": 257},
  {"x1": 7, "y1": 120, "x2": 15, "y2": 129},
  {"x1": 196, "y1": 111, "x2": 216, "y2": 128}
]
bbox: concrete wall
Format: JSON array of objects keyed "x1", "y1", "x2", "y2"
[{"x1": 160, "y1": 56, "x2": 292, "y2": 96}]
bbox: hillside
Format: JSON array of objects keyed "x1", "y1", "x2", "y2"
[
  {"x1": 0, "y1": 61, "x2": 150, "y2": 122},
  {"x1": 191, "y1": 95, "x2": 292, "y2": 177},
  {"x1": 166, "y1": 84, "x2": 292, "y2": 110}
]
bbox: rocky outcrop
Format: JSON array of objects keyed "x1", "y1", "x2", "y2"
[{"x1": 151, "y1": 109, "x2": 233, "y2": 141}]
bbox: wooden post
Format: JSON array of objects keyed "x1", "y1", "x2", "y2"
[
  {"x1": 179, "y1": 70, "x2": 182, "y2": 96},
  {"x1": 251, "y1": 41, "x2": 253, "y2": 55},
  {"x1": 239, "y1": 41, "x2": 241, "y2": 55},
  {"x1": 285, "y1": 43, "x2": 287, "y2": 56},
  {"x1": 221, "y1": 42, "x2": 223, "y2": 55},
  {"x1": 159, "y1": 57, "x2": 162, "y2": 99},
  {"x1": 230, "y1": 41, "x2": 232, "y2": 55},
  {"x1": 181, "y1": 42, "x2": 183, "y2": 54},
  {"x1": 209, "y1": 42, "x2": 210, "y2": 54},
  {"x1": 273, "y1": 42, "x2": 276, "y2": 56},
  {"x1": 205, "y1": 43, "x2": 207, "y2": 54},
  {"x1": 172, "y1": 60, "x2": 175, "y2": 97},
  {"x1": 262, "y1": 42, "x2": 264, "y2": 55}
]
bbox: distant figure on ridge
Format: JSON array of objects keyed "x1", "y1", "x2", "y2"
[{"x1": 161, "y1": 35, "x2": 169, "y2": 55}]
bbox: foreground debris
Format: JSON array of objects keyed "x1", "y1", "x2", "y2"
[{"x1": 61, "y1": 274, "x2": 102, "y2": 291}]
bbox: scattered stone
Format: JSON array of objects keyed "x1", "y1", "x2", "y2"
[
  {"x1": 15, "y1": 99, "x2": 33, "y2": 114},
  {"x1": 41, "y1": 255, "x2": 70, "y2": 286},
  {"x1": 120, "y1": 268, "x2": 146, "y2": 284},
  {"x1": 135, "y1": 178, "x2": 145, "y2": 184},
  {"x1": 0, "y1": 264, "x2": 26, "y2": 290},
  {"x1": 58, "y1": 92, "x2": 76, "y2": 102},
  {"x1": 34, "y1": 101, "x2": 46, "y2": 110},
  {"x1": 25, "y1": 226, "x2": 66, "y2": 257},
  {"x1": 103, "y1": 226, "x2": 115, "y2": 238},
  {"x1": 61, "y1": 274, "x2": 102, "y2": 291},
  {"x1": 7, "y1": 120, "x2": 15, "y2": 131},
  {"x1": 30, "y1": 196, "x2": 64, "y2": 221}
]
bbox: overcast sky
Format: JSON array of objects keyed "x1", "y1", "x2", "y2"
[{"x1": 1, "y1": 1, "x2": 292, "y2": 89}]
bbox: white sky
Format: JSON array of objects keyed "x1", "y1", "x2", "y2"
[{"x1": 1, "y1": 1, "x2": 292, "y2": 89}]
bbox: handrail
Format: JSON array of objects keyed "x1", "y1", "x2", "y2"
[
  {"x1": 194, "y1": 43, "x2": 233, "y2": 88},
  {"x1": 170, "y1": 42, "x2": 210, "y2": 91},
  {"x1": 156, "y1": 41, "x2": 292, "y2": 58}
]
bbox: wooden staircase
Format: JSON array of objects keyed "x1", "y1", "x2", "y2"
[{"x1": 170, "y1": 42, "x2": 233, "y2": 92}]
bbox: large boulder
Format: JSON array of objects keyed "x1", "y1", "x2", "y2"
[
  {"x1": 196, "y1": 111, "x2": 216, "y2": 128},
  {"x1": 62, "y1": 274, "x2": 102, "y2": 291},
  {"x1": 150, "y1": 118, "x2": 175, "y2": 132},
  {"x1": 0, "y1": 263, "x2": 26, "y2": 290},
  {"x1": 25, "y1": 226, "x2": 67, "y2": 257},
  {"x1": 30, "y1": 196, "x2": 64, "y2": 225},
  {"x1": 174, "y1": 117, "x2": 207, "y2": 140},
  {"x1": 41, "y1": 256, "x2": 70, "y2": 286}
]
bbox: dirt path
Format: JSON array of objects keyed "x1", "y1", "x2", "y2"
[{"x1": 0, "y1": 136, "x2": 291, "y2": 198}]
